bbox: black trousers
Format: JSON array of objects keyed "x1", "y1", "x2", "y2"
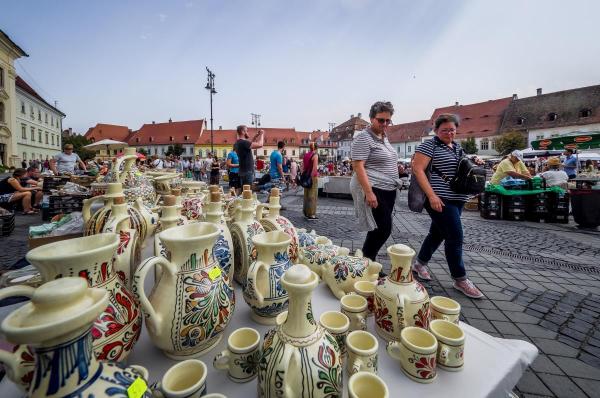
[{"x1": 361, "y1": 187, "x2": 397, "y2": 261}]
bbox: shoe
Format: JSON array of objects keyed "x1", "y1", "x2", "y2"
[
  {"x1": 453, "y1": 279, "x2": 484, "y2": 299},
  {"x1": 306, "y1": 215, "x2": 319, "y2": 220},
  {"x1": 411, "y1": 262, "x2": 432, "y2": 281}
]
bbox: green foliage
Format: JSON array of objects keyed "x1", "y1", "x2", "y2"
[
  {"x1": 62, "y1": 134, "x2": 96, "y2": 160},
  {"x1": 165, "y1": 143, "x2": 185, "y2": 157},
  {"x1": 137, "y1": 148, "x2": 148, "y2": 156},
  {"x1": 461, "y1": 137, "x2": 478, "y2": 154},
  {"x1": 495, "y1": 131, "x2": 527, "y2": 155}
]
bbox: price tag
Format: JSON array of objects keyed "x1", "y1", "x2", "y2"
[
  {"x1": 127, "y1": 377, "x2": 147, "y2": 398},
  {"x1": 208, "y1": 267, "x2": 222, "y2": 281}
]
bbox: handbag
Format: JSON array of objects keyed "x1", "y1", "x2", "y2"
[{"x1": 408, "y1": 146, "x2": 434, "y2": 213}]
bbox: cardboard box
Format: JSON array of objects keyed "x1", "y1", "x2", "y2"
[{"x1": 28, "y1": 233, "x2": 83, "y2": 249}]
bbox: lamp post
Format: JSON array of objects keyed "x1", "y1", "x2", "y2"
[
  {"x1": 251, "y1": 113, "x2": 261, "y2": 132},
  {"x1": 205, "y1": 67, "x2": 217, "y2": 155}
]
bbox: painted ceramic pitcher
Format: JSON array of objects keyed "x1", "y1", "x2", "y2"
[
  {"x1": 243, "y1": 231, "x2": 293, "y2": 325},
  {"x1": 374, "y1": 244, "x2": 430, "y2": 342},
  {"x1": 0, "y1": 277, "x2": 152, "y2": 398},
  {"x1": 154, "y1": 194, "x2": 187, "y2": 259},
  {"x1": 258, "y1": 264, "x2": 343, "y2": 398},
  {"x1": 231, "y1": 189, "x2": 265, "y2": 284},
  {"x1": 205, "y1": 191, "x2": 235, "y2": 283},
  {"x1": 256, "y1": 188, "x2": 299, "y2": 262},
  {"x1": 322, "y1": 249, "x2": 382, "y2": 299},
  {"x1": 133, "y1": 222, "x2": 235, "y2": 359},
  {"x1": 105, "y1": 147, "x2": 157, "y2": 206}
]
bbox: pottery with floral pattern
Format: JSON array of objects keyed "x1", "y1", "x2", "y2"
[
  {"x1": 205, "y1": 192, "x2": 235, "y2": 283},
  {"x1": 298, "y1": 239, "x2": 348, "y2": 278},
  {"x1": 0, "y1": 278, "x2": 152, "y2": 398},
  {"x1": 429, "y1": 319, "x2": 465, "y2": 371},
  {"x1": 256, "y1": 188, "x2": 299, "y2": 263},
  {"x1": 322, "y1": 249, "x2": 382, "y2": 299},
  {"x1": 374, "y1": 244, "x2": 430, "y2": 342},
  {"x1": 231, "y1": 190, "x2": 266, "y2": 284},
  {"x1": 133, "y1": 222, "x2": 235, "y2": 359},
  {"x1": 257, "y1": 264, "x2": 343, "y2": 398},
  {"x1": 104, "y1": 147, "x2": 157, "y2": 206},
  {"x1": 387, "y1": 326, "x2": 438, "y2": 383}
]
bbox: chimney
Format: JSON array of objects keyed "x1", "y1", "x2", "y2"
[
  {"x1": 537, "y1": 88, "x2": 542, "y2": 96},
  {"x1": 219, "y1": 126, "x2": 222, "y2": 130},
  {"x1": 512, "y1": 93, "x2": 518, "y2": 100},
  {"x1": 169, "y1": 118, "x2": 172, "y2": 123},
  {"x1": 152, "y1": 121, "x2": 155, "y2": 124},
  {"x1": 350, "y1": 114, "x2": 354, "y2": 119},
  {"x1": 455, "y1": 101, "x2": 459, "y2": 106},
  {"x1": 357, "y1": 112, "x2": 362, "y2": 119}
]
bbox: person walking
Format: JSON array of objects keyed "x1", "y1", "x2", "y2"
[
  {"x1": 302, "y1": 142, "x2": 319, "y2": 220},
  {"x1": 226, "y1": 147, "x2": 241, "y2": 193},
  {"x1": 269, "y1": 141, "x2": 285, "y2": 191},
  {"x1": 210, "y1": 154, "x2": 220, "y2": 185},
  {"x1": 290, "y1": 158, "x2": 298, "y2": 189},
  {"x1": 234, "y1": 125, "x2": 265, "y2": 188},
  {"x1": 350, "y1": 101, "x2": 399, "y2": 263},
  {"x1": 193, "y1": 155, "x2": 202, "y2": 181},
  {"x1": 412, "y1": 113, "x2": 484, "y2": 299}
]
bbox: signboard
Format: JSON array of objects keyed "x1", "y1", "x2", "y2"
[{"x1": 531, "y1": 132, "x2": 600, "y2": 150}]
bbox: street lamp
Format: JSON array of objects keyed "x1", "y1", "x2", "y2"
[
  {"x1": 205, "y1": 67, "x2": 217, "y2": 154},
  {"x1": 251, "y1": 113, "x2": 261, "y2": 131}
]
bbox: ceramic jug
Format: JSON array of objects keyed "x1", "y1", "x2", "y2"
[
  {"x1": 101, "y1": 195, "x2": 142, "y2": 287},
  {"x1": 231, "y1": 190, "x2": 266, "y2": 284},
  {"x1": 154, "y1": 194, "x2": 187, "y2": 259},
  {"x1": 256, "y1": 188, "x2": 299, "y2": 262},
  {"x1": 0, "y1": 278, "x2": 152, "y2": 398},
  {"x1": 322, "y1": 249, "x2": 382, "y2": 299},
  {"x1": 83, "y1": 182, "x2": 156, "y2": 242},
  {"x1": 133, "y1": 222, "x2": 235, "y2": 359},
  {"x1": 152, "y1": 173, "x2": 182, "y2": 197},
  {"x1": 23, "y1": 233, "x2": 143, "y2": 363},
  {"x1": 205, "y1": 191, "x2": 235, "y2": 283},
  {"x1": 374, "y1": 244, "x2": 430, "y2": 342},
  {"x1": 105, "y1": 147, "x2": 157, "y2": 206},
  {"x1": 298, "y1": 237, "x2": 348, "y2": 278},
  {"x1": 243, "y1": 231, "x2": 293, "y2": 324},
  {"x1": 258, "y1": 264, "x2": 343, "y2": 398}
]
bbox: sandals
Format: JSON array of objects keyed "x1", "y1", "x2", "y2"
[{"x1": 22, "y1": 210, "x2": 39, "y2": 215}]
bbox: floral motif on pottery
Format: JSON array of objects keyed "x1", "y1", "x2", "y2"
[
  {"x1": 231, "y1": 221, "x2": 265, "y2": 284},
  {"x1": 322, "y1": 250, "x2": 381, "y2": 299},
  {"x1": 298, "y1": 244, "x2": 345, "y2": 278}
]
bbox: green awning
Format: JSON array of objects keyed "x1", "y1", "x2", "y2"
[{"x1": 531, "y1": 132, "x2": 600, "y2": 150}]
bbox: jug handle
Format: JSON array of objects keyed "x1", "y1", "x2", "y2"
[
  {"x1": 386, "y1": 341, "x2": 403, "y2": 362},
  {"x1": 133, "y1": 256, "x2": 174, "y2": 331},
  {"x1": 282, "y1": 349, "x2": 301, "y2": 398},
  {"x1": 0, "y1": 285, "x2": 36, "y2": 381},
  {"x1": 256, "y1": 203, "x2": 268, "y2": 221},
  {"x1": 82, "y1": 195, "x2": 106, "y2": 224},
  {"x1": 246, "y1": 261, "x2": 267, "y2": 307}
]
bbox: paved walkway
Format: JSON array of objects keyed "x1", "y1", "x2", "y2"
[{"x1": 281, "y1": 189, "x2": 600, "y2": 398}]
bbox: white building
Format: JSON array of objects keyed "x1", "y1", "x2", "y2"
[
  {"x1": 15, "y1": 76, "x2": 65, "y2": 165},
  {"x1": 387, "y1": 120, "x2": 430, "y2": 160}
]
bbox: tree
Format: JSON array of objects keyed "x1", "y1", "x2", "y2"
[
  {"x1": 62, "y1": 134, "x2": 95, "y2": 160},
  {"x1": 495, "y1": 131, "x2": 527, "y2": 155},
  {"x1": 461, "y1": 137, "x2": 478, "y2": 154},
  {"x1": 137, "y1": 148, "x2": 148, "y2": 156},
  {"x1": 165, "y1": 143, "x2": 185, "y2": 157}
]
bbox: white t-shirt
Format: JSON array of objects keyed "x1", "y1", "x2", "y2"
[
  {"x1": 152, "y1": 159, "x2": 164, "y2": 169},
  {"x1": 54, "y1": 152, "x2": 81, "y2": 174},
  {"x1": 540, "y1": 169, "x2": 569, "y2": 187}
]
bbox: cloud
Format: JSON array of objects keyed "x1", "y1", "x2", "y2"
[
  {"x1": 140, "y1": 33, "x2": 151, "y2": 40},
  {"x1": 158, "y1": 13, "x2": 167, "y2": 22}
]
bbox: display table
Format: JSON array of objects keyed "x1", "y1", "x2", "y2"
[{"x1": 0, "y1": 237, "x2": 538, "y2": 398}]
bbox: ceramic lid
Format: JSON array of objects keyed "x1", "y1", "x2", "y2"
[
  {"x1": 1, "y1": 278, "x2": 108, "y2": 345},
  {"x1": 387, "y1": 244, "x2": 415, "y2": 256},
  {"x1": 283, "y1": 264, "x2": 312, "y2": 284},
  {"x1": 104, "y1": 182, "x2": 125, "y2": 198}
]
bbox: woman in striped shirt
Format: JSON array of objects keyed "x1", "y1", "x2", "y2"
[{"x1": 412, "y1": 113, "x2": 484, "y2": 299}]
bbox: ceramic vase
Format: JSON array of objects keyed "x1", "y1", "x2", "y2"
[
  {"x1": 322, "y1": 249, "x2": 382, "y2": 299},
  {"x1": 258, "y1": 264, "x2": 343, "y2": 398},
  {"x1": 154, "y1": 195, "x2": 187, "y2": 259},
  {"x1": 256, "y1": 188, "x2": 299, "y2": 263},
  {"x1": 0, "y1": 278, "x2": 152, "y2": 398},
  {"x1": 205, "y1": 191, "x2": 235, "y2": 283},
  {"x1": 230, "y1": 190, "x2": 266, "y2": 284},
  {"x1": 104, "y1": 147, "x2": 157, "y2": 206},
  {"x1": 133, "y1": 223, "x2": 235, "y2": 359},
  {"x1": 243, "y1": 231, "x2": 293, "y2": 324},
  {"x1": 374, "y1": 244, "x2": 430, "y2": 342}
]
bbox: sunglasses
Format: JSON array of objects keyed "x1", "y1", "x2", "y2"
[
  {"x1": 375, "y1": 118, "x2": 392, "y2": 125},
  {"x1": 439, "y1": 128, "x2": 456, "y2": 133}
]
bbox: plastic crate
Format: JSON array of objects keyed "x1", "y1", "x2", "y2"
[
  {"x1": 42, "y1": 194, "x2": 90, "y2": 221},
  {"x1": 480, "y1": 192, "x2": 502, "y2": 209},
  {"x1": 42, "y1": 176, "x2": 71, "y2": 193},
  {"x1": 0, "y1": 211, "x2": 16, "y2": 237}
]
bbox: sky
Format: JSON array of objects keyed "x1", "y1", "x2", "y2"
[{"x1": 2, "y1": 0, "x2": 600, "y2": 134}]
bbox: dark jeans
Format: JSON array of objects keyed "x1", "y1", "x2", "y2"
[
  {"x1": 417, "y1": 199, "x2": 466, "y2": 280},
  {"x1": 362, "y1": 187, "x2": 396, "y2": 261},
  {"x1": 239, "y1": 171, "x2": 254, "y2": 187}
]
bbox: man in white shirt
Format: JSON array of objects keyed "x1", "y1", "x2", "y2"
[
  {"x1": 50, "y1": 144, "x2": 87, "y2": 175},
  {"x1": 540, "y1": 157, "x2": 569, "y2": 188},
  {"x1": 152, "y1": 156, "x2": 164, "y2": 169}
]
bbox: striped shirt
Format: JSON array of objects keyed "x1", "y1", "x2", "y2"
[
  {"x1": 351, "y1": 128, "x2": 399, "y2": 190},
  {"x1": 415, "y1": 137, "x2": 469, "y2": 202}
]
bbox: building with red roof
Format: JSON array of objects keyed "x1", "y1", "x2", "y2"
[
  {"x1": 387, "y1": 120, "x2": 430, "y2": 159},
  {"x1": 84, "y1": 123, "x2": 133, "y2": 143},
  {"x1": 126, "y1": 119, "x2": 205, "y2": 158}
]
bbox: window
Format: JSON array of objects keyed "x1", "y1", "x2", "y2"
[
  {"x1": 397, "y1": 147, "x2": 401, "y2": 154},
  {"x1": 31, "y1": 127, "x2": 35, "y2": 140},
  {"x1": 0, "y1": 67, "x2": 3, "y2": 87},
  {"x1": 490, "y1": 139, "x2": 496, "y2": 150},
  {"x1": 45, "y1": 132, "x2": 49, "y2": 144},
  {"x1": 516, "y1": 117, "x2": 525, "y2": 125},
  {"x1": 149, "y1": 137, "x2": 154, "y2": 142},
  {"x1": 21, "y1": 124, "x2": 27, "y2": 139},
  {"x1": 161, "y1": 147, "x2": 165, "y2": 154},
  {"x1": 21, "y1": 101, "x2": 25, "y2": 114},
  {"x1": 580, "y1": 109, "x2": 592, "y2": 118},
  {"x1": 154, "y1": 148, "x2": 158, "y2": 155},
  {"x1": 30, "y1": 105, "x2": 34, "y2": 119},
  {"x1": 23, "y1": 152, "x2": 27, "y2": 160},
  {"x1": 136, "y1": 137, "x2": 140, "y2": 143},
  {"x1": 51, "y1": 134, "x2": 55, "y2": 145},
  {"x1": 223, "y1": 149, "x2": 227, "y2": 157},
  {"x1": 253, "y1": 149, "x2": 257, "y2": 156},
  {"x1": 263, "y1": 150, "x2": 267, "y2": 156},
  {"x1": 536, "y1": 134, "x2": 544, "y2": 140},
  {"x1": 0, "y1": 102, "x2": 4, "y2": 123},
  {"x1": 292, "y1": 150, "x2": 295, "y2": 156},
  {"x1": 38, "y1": 130, "x2": 42, "y2": 142},
  {"x1": 45, "y1": 113, "x2": 48, "y2": 124},
  {"x1": 169, "y1": 136, "x2": 174, "y2": 141},
  {"x1": 480, "y1": 139, "x2": 489, "y2": 150},
  {"x1": 184, "y1": 135, "x2": 189, "y2": 141},
  {"x1": 407, "y1": 145, "x2": 412, "y2": 153},
  {"x1": 38, "y1": 109, "x2": 41, "y2": 121},
  {"x1": 551, "y1": 133, "x2": 559, "y2": 137},
  {"x1": 547, "y1": 112, "x2": 558, "y2": 121}
]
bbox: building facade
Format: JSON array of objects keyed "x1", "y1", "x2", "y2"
[
  {"x1": 0, "y1": 29, "x2": 28, "y2": 167},
  {"x1": 127, "y1": 119, "x2": 204, "y2": 158},
  {"x1": 15, "y1": 76, "x2": 65, "y2": 164},
  {"x1": 387, "y1": 120, "x2": 430, "y2": 160},
  {"x1": 329, "y1": 113, "x2": 369, "y2": 160}
]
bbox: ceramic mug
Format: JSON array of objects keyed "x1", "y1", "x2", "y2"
[
  {"x1": 213, "y1": 327, "x2": 261, "y2": 382},
  {"x1": 430, "y1": 296, "x2": 461, "y2": 324},
  {"x1": 348, "y1": 371, "x2": 389, "y2": 398},
  {"x1": 387, "y1": 327, "x2": 438, "y2": 384},
  {"x1": 346, "y1": 330, "x2": 379, "y2": 375},
  {"x1": 156, "y1": 359, "x2": 207, "y2": 398},
  {"x1": 319, "y1": 311, "x2": 350, "y2": 358},
  {"x1": 340, "y1": 293, "x2": 368, "y2": 331},
  {"x1": 429, "y1": 319, "x2": 465, "y2": 371},
  {"x1": 353, "y1": 280, "x2": 376, "y2": 317}
]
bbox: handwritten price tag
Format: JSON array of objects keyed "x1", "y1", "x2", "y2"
[
  {"x1": 208, "y1": 267, "x2": 222, "y2": 281},
  {"x1": 127, "y1": 377, "x2": 147, "y2": 398}
]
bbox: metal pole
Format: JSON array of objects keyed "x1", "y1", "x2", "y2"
[
  {"x1": 210, "y1": 88, "x2": 213, "y2": 154},
  {"x1": 205, "y1": 67, "x2": 216, "y2": 156}
]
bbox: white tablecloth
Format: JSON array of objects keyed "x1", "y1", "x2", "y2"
[{"x1": 0, "y1": 238, "x2": 538, "y2": 398}]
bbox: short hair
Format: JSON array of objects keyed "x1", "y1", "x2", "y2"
[
  {"x1": 277, "y1": 141, "x2": 285, "y2": 149},
  {"x1": 236, "y1": 125, "x2": 247, "y2": 135},
  {"x1": 13, "y1": 168, "x2": 27, "y2": 177},
  {"x1": 26, "y1": 166, "x2": 39, "y2": 172},
  {"x1": 565, "y1": 148, "x2": 574, "y2": 154},
  {"x1": 64, "y1": 144, "x2": 74, "y2": 149},
  {"x1": 434, "y1": 113, "x2": 460, "y2": 130},
  {"x1": 369, "y1": 101, "x2": 394, "y2": 119}
]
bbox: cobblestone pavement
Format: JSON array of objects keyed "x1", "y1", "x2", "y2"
[
  {"x1": 280, "y1": 189, "x2": 600, "y2": 398},
  {"x1": 1, "y1": 189, "x2": 599, "y2": 397}
]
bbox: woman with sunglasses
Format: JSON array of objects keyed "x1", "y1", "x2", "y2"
[
  {"x1": 412, "y1": 113, "x2": 484, "y2": 299},
  {"x1": 350, "y1": 101, "x2": 400, "y2": 270}
]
